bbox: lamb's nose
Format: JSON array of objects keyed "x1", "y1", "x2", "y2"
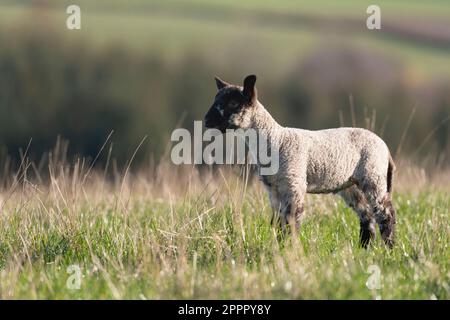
[
  {"x1": 204, "y1": 116, "x2": 212, "y2": 128},
  {"x1": 204, "y1": 109, "x2": 215, "y2": 127}
]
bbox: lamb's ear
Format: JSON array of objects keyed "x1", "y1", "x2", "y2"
[
  {"x1": 215, "y1": 76, "x2": 230, "y2": 90},
  {"x1": 243, "y1": 74, "x2": 257, "y2": 102}
]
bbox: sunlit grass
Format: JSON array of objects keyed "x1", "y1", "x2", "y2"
[{"x1": 0, "y1": 158, "x2": 448, "y2": 299}]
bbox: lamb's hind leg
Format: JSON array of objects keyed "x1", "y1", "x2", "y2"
[
  {"x1": 338, "y1": 186, "x2": 376, "y2": 248},
  {"x1": 361, "y1": 182, "x2": 396, "y2": 248},
  {"x1": 267, "y1": 188, "x2": 282, "y2": 228}
]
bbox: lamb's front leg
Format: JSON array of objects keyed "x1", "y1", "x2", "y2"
[{"x1": 279, "y1": 186, "x2": 306, "y2": 233}]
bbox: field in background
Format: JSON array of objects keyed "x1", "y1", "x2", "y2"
[
  {"x1": 0, "y1": 146, "x2": 448, "y2": 299},
  {"x1": 1, "y1": 0, "x2": 450, "y2": 80},
  {"x1": 0, "y1": 0, "x2": 449, "y2": 162}
]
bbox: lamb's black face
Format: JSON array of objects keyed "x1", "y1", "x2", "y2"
[
  {"x1": 204, "y1": 87, "x2": 249, "y2": 132},
  {"x1": 204, "y1": 75, "x2": 258, "y2": 133}
]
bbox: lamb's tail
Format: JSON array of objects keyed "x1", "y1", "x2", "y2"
[{"x1": 387, "y1": 153, "x2": 396, "y2": 194}]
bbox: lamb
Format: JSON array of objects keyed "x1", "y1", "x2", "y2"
[{"x1": 204, "y1": 75, "x2": 396, "y2": 248}]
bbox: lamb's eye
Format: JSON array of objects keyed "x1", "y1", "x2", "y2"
[{"x1": 228, "y1": 101, "x2": 239, "y2": 109}]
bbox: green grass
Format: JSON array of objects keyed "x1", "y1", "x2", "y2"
[{"x1": 0, "y1": 165, "x2": 448, "y2": 299}]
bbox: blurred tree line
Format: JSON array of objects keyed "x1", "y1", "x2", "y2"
[{"x1": 0, "y1": 27, "x2": 448, "y2": 168}]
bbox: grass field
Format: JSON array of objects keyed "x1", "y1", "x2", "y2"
[{"x1": 0, "y1": 156, "x2": 448, "y2": 299}]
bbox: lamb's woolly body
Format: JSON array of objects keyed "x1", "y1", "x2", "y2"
[
  {"x1": 247, "y1": 102, "x2": 388, "y2": 191},
  {"x1": 251, "y1": 104, "x2": 389, "y2": 193},
  {"x1": 205, "y1": 75, "x2": 397, "y2": 248}
]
